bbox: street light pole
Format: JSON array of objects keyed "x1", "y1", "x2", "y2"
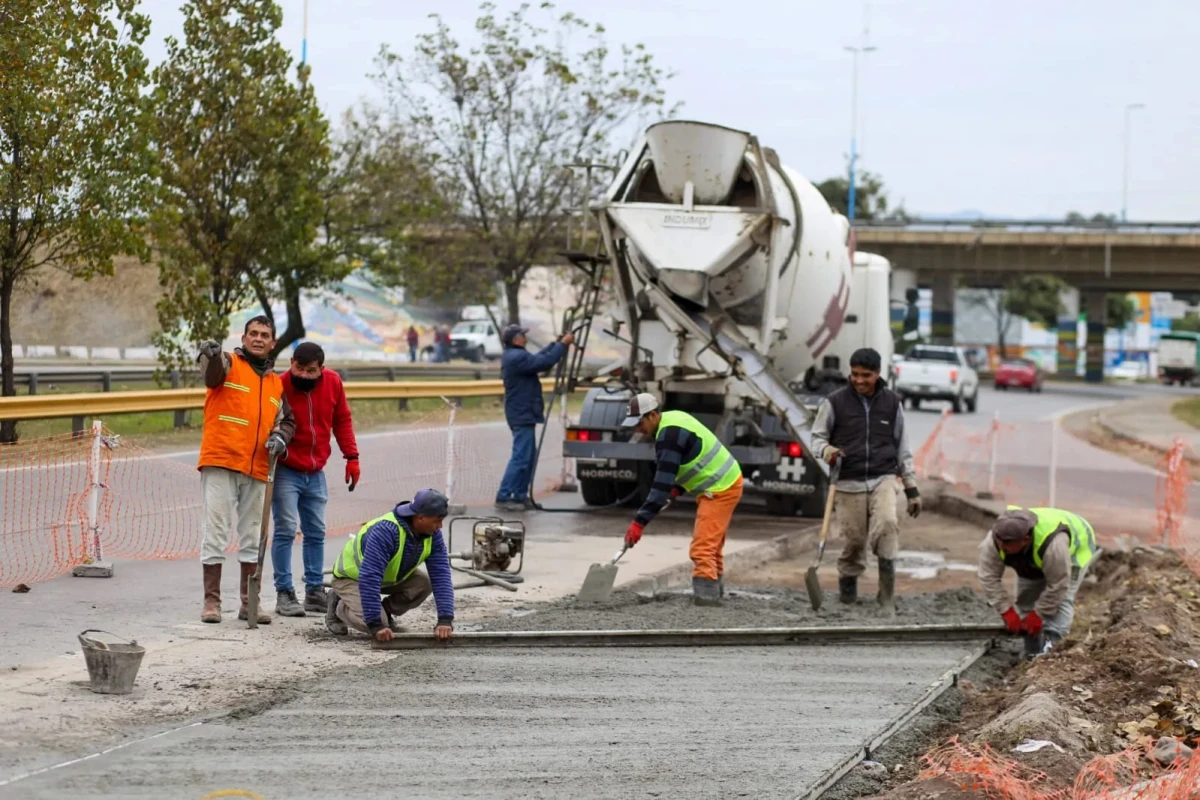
[
  {"x1": 1121, "y1": 102, "x2": 1144, "y2": 223},
  {"x1": 301, "y1": 0, "x2": 310, "y2": 68},
  {"x1": 845, "y1": 43, "x2": 877, "y2": 227}
]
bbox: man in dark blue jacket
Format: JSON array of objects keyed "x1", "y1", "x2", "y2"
[
  {"x1": 326, "y1": 488, "x2": 454, "y2": 642},
  {"x1": 495, "y1": 324, "x2": 573, "y2": 511}
]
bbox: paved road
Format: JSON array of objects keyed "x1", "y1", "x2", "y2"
[{"x1": 2, "y1": 643, "x2": 982, "y2": 800}]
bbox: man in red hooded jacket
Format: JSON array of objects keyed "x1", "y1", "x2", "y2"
[{"x1": 270, "y1": 342, "x2": 361, "y2": 617}]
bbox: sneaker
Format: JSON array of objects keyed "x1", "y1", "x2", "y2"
[
  {"x1": 494, "y1": 500, "x2": 525, "y2": 512},
  {"x1": 275, "y1": 589, "x2": 306, "y2": 617},
  {"x1": 304, "y1": 587, "x2": 328, "y2": 614},
  {"x1": 325, "y1": 590, "x2": 348, "y2": 635}
]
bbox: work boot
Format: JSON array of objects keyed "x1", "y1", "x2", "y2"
[
  {"x1": 838, "y1": 575, "x2": 858, "y2": 605},
  {"x1": 304, "y1": 586, "x2": 328, "y2": 614},
  {"x1": 717, "y1": 575, "x2": 725, "y2": 598},
  {"x1": 201, "y1": 563, "x2": 222, "y2": 623},
  {"x1": 877, "y1": 559, "x2": 896, "y2": 615},
  {"x1": 237, "y1": 562, "x2": 272, "y2": 625},
  {"x1": 325, "y1": 590, "x2": 348, "y2": 635},
  {"x1": 275, "y1": 589, "x2": 306, "y2": 618},
  {"x1": 1022, "y1": 633, "x2": 1044, "y2": 660},
  {"x1": 692, "y1": 576, "x2": 722, "y2": 607}
]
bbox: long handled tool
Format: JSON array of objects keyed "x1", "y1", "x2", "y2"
[
  {"x1": 577, "y1": 498, "x2": 672, "y2": 602},
  {"x1": 805, "y1": 458, "x2": 841, "y2": 612},
  {"x1": 247, "y1": 452, "x2": 279, "y2": 630}
]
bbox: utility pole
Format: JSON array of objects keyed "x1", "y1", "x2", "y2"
[
  {"x1": 301, "y1": 0, "x2": 310, "y2": 70},
  {"x1": 845, "y1": 3, "x2": 876, "y2": 239},
  {"x1": 1121, "y1": 102, "x2": 1145, "y2": 223}
]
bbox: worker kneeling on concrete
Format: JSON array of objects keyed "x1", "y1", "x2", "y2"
[
  {"x1": 327, "y1": 488, "x2": 455, "y2": 643},
  {"x1": 979, "y1": 507, "x2": 1099, "y2": 658},
  {"x1": 621, "y1": 393, "x2": 744, "y2": 606}
]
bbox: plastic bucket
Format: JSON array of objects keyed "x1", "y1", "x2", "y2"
[{"x1": 78, "y1": 629, "x2": 145, "y2": 695}]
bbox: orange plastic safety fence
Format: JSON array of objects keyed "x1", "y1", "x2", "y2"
[{"x1": 0, "y1": 409, "x2": 569, "y2": 588}]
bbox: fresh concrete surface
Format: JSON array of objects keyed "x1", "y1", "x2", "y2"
[{"x1": 2, "y1": 643, "x2": 982, "y2": 800}]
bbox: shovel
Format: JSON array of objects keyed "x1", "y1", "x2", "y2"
[
  {"x1": 246, "y1": 452, "x2": 279, "y2": 630},
  {"x1": 805, "y1": 457, "x2": 841, "y2": 611},
  {"x1": 577, "y1": 498, "x2": 671, "y2": 602}
]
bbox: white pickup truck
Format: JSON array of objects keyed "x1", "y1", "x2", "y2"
[{"x1": 894, "y1": 345, "x2": 980, "y2": 414}]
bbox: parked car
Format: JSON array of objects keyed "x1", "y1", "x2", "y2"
[
  {"x1": 893, "y1": 345, "x2": 980, "y2": 413},
  {"x1": 449, "y1": 320, "x2": 503, "y2": 362},
  {"x1": 993, "y1": 358, "x2": 1044, "y2": 392}
]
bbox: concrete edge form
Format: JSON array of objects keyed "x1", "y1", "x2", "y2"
[
  {"x1": 371, "y1": 625, "x2": 1006, "y2": 650},
  {"x1": 793, "y1": 640, "x2": 993, "y2": 800}
]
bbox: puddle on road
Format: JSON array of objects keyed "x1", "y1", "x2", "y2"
[{"x1": 894, "y1": 550, "x2": 977, "y2": 580}]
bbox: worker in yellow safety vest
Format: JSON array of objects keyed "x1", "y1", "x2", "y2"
[
  {"x1": 621, "y1": 393, "x2": 744, "y2": 606},
  {"x1": 978, "y1": 506, "x2": 1099, "y2": 658}
]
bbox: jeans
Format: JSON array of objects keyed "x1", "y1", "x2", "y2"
[
  {"x1": 409, "y1": 344, "x2": 418, "y2": 362},
  {"x1": 270, "y1": 465, "x2": 329, "y2": 593},
  {"x1": 434, "y1": 342, "x2": 448, "y2": 363},
  {"x1": 496, "y1": 424, "x2": 536, "y2": 502}
]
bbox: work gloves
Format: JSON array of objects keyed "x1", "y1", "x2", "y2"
[
  {"x1": 1001, "y1": 607, "x2": 1022, "y2": 634},
  {"x1": 1021, "y1": 610, "x2": 1044, "y2": 637},
  {"x1": 265, "y1": 432, "x2": 288, "y2": 458},
  {"x1": 198, "y1": 340, "x2": 221, "y2": 360},
  {"x1": 822, "y1": 446, "x2": 843, "y2": 466},
  {"x1": 345, "y1": 457, "x2": 360, "y2": 492},
  {"x1": 904, "y1": 487, "x2": 921, "y2": 518},
  {"x1": 624, "y1": 521, "x2": 644, "y2": 549},
  {"x1": 669, "y1": 486, "x2": 683, "y2": 499}
]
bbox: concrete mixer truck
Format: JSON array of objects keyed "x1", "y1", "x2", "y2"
[{"x1": 558, "y1": 121, "x2": 893, "y2": 516}]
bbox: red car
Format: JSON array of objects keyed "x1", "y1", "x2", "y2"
[{"x1": 994, "y1": 358, "x2": 1043, "y2": 392}]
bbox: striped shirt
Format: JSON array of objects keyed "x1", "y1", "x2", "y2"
[
  {"x1": 356, "y1": 511, "x2": 454, "y2": 632},
  {"x1": 634, "y1": 425, "x2": 701, "y2": 526}
]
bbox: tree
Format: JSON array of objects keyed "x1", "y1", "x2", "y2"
[
  {"x1": 371, "y1": 2, "x2": 674, "y2": 324},
  {"x1": 1106, "y1": 294, "x2": 1137, "y2": 331},
  {"x1": 0, "y1": 0, "x2": 153, "y2": 442},
  {"x1": 148, "y1": 0, "x2": 330, "y2": 371},
  {"x1": 962, "y1": 275, "x2": 1066, "y2": 358},
  {"x1": 1065, "y1": 211, "x2": 1117, "y2": 227},
  {"x1": 1173, "y1": 313, "x2": 1200, "y2": 333},
  {"x1": 816, "y1": 172, "x2": 908, "y2": 222}
]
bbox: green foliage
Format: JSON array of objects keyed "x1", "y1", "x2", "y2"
[
  {"x1": 371, "y1": 1, "x2": 675, "y2": 324},
  {"x1": 816, "y1": 172, "x2": 908, "y2": 222},
  {"x1": 147, "y1": 0, "x2": 331, "y2": 370},
  {"x1": 1172, "y1": 313, "x2": 1200, "y2": 333},
  {"x1": 962, "y1": 275, "x2": 1066, "y2": 358},
  {"x1": 0, "y1": 0, "x2": 153, "y2": 441},
  {"x1": 1106, "y1": 294, "x2": 1137, "y2": 331}
]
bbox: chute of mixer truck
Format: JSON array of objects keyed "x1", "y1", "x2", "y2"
[{"x1": 559, "y1": 121, "x2": 893, "y2": 516}]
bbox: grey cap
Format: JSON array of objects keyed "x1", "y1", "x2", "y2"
[
  {"x1": 621, "y1": 393, "x2": 660, "y2": 427},
  {"x1": 501, "y1": 324, "x2": 529, "y2": 346},
  {"x1": 395, "y1": 488, "x2": 450, "y2": 518},
  {"x1": 991, "y1": 509, "x2": 1037, "y2": 543}
]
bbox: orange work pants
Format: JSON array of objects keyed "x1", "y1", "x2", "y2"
[{"x1": 689, "y1": 476, "x2": 744, "y2": 580}]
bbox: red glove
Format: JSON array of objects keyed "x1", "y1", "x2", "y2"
[
  {"x1": 624, "y1": 521, "x2": 644, "y2": 548},
  {"x1": 1021, "y1": 611, "x2": 1043, "y2": 637},
  {"x1": 345, "y1": 458, "x2": 360, "y2": 492},
  {"x1": 669, "y1": 487, "x2": 683, "y2": 499},
  {"x1": 1001, "y1": 607, "x2": 1021, "y2": 635}
]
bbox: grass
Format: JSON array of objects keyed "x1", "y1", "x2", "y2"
[{"x1": 1172, "y1": 397, "x2": 1200, "y2": 430}]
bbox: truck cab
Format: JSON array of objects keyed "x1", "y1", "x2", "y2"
[{"x1": 449, "y1": 320, "x2": 503, "y2": 362}]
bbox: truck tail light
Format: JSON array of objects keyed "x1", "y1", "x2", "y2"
[
  {"x1": 778, "y1": 441, "x2": 802, "y2": 458},
  {"x1": 566, "y1": 429, "x2": 579, "y2": 441},
  {"x1": 949, "y1": 369, "x2": 958, "y2": 383}
]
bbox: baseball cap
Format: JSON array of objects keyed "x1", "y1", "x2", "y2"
[
  {"x1": 501, "y1": 324, "x2": 528, "y2": 346},
  {"x1": 621, "y1": 393, "x2": 660, "y2": 427},
  {"x1": 395, "y1": 488, "x2": 450, "y2": 518},
  {"x1": 991, "y1": 509, "x2": 1037, "y2": 543}
]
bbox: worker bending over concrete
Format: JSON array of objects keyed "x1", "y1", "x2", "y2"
[
  {"x1": 811, "y1": 348, "x2": 919, "y2": 609},
  {"x1": 979, "y1": 506, "x2": 1099, "y2": 658},
  {"x1": 327, "y1": 489, "x2": 455, "y2": 642},
  {"x1": 621, "y1": 393, "x2": 743, "y2": 606}
]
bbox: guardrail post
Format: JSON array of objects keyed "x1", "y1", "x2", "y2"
[
  {"x1": 386, "y1": 368, "x2": 395, "y2": 382},
  {"x1": 27, "y1": 372, "x2": 37, "y2": 396},
  {"x1": 170, "y1": 371, "x2": 187, "y2": 428},
  {"x1": 72, "y1": 416, "x2": 85, "y2": 438},
  {"x1": 101, "y1": 372, "x2": 112, "y2": 393},
  {"x1": 336, "y1": 369, "x2": 347, "y2": 381}
]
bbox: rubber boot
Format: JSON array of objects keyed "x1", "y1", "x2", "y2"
[
  {"x1": 838, "y1": 575, "x2": 858, "y2": 605},
  {"x1": 1022, "y1": 633, "x2": 1044, "y2": 660},
  {"x1": 692, "y1": 576, "x2": 722, "y2": 607},
  {"x1": 717, "y1": 575, "x2": 725, "y2": 598},
  {"x1": 877, "y1": 558, "x2": 896, "y2": 615},
  {"x1": 275, "y1": 589, "x2": 306, "y2": 617},
  {"x1": 201, "y1": 563, "x2": 222, "y2": 623},
  {"x1": 237, "y1": 562, "x2": 272, "y2": 625},
  {"x1": 325, "y1": 590, "x2": 347, "y2": 635}
]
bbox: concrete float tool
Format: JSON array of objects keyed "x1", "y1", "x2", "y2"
[
  {"x1": 805, "y1": 457, "x2": 840, "y2": 611},
  {"x1": 246, "y1": 451, "x2": 278, "y2": 629}
]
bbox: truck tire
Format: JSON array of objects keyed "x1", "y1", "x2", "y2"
[
  {"x1": 765, "y1": 494, "x2": 799, "y2": 517},
  {"x1": 951, "y1": 393, "x2": 963, "y2": 414},
  {"x1": 574, "y1": 386, "x2": 638, "y2": 508},
  {"x1": 965, "y1": 390, "x2": 978, "y2": 413},
  {"x1": 580, "y1": 479, "x2": 617, "y2": 507},
  {"x1": 472, "y1": 345, "x2": 485, "y2": 363},
  {"x1": 910, "y1": 397, "x2": 921, "y2": 410}
]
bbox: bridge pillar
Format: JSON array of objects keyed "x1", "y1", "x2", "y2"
[
  {"x1": 930, "y1": 273, "x2": 955, "y2": 344},
  {"x1": 889, "y1": 268, "x2": 918, "y2": 339},
  {"x1": 1083, "y1": 291, "x2": 1107, "y2": 383},
  {"x1": 1057, "y1": 287, "x2": 1080, "y2": 379}
]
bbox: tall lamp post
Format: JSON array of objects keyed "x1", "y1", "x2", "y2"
[
  {"x1": 1121, "y1": 102, "x2": 1144, "y2": 223},
  {"x1": 301, "y1": 0, "x2": 310, "y2": 68},
  {"x1": 845, "y1": 44, "x2": 876, "y2": 233}
]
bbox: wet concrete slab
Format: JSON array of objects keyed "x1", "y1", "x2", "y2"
[{"x1": 6, "y1": 643, "x2": 982, "y2": 799}]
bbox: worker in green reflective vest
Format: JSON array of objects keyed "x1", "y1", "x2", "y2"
[
  {"x1": 621, "y1": 393, "x2": 744, "y2": 606},
  {"x1": 978, "y1": 506, "x2": 1100, "y2": 658}
]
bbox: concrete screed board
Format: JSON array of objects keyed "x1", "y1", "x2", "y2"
[{"x1": 6, "y1": 642, "x2": 980, "y2": 799}]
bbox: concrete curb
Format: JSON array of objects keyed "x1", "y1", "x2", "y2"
[
  {"x1": 621, "y1": 527, "x2": 816, "y2": 595},
  {"x1": 1094, "y1": 398, "x2": 1197, "y2": 463},
  {"x1": 920, "y1": 479, "x2": 1001, "y2": 528}
]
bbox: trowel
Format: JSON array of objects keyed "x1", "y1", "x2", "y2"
[
  {"x1": 577, "y1": 498, "x2": 671, "y2": 603},
  {"x1": 805, "y1": 457, "x2": 841, "y2": 612}
]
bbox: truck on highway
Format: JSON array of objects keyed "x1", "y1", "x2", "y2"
[
  {"x1": 558, "y1": 120, "x2": 892, "y2": 516},
  {"x1": 1157, "y1": 331, "x2": 1200, "y2": 386},
  {"x1": 893, "y1": 345, "x2": 980, "y2": 413}
]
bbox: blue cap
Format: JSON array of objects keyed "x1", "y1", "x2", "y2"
[
  {"x1": 395, "y1": 488, "x2": 450, "y2": 518},
  {"x1": 501, "y1": 324, "x2": 528, "y2": 346}
]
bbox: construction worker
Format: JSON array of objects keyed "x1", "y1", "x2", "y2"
[
  {"x1": 197, "y1": 316, "x2": 295, "y2": 625},
  {"x1": 494, "y1": 324, "x2": 573, "y2": 511},
  {"x1": 326, "y1": 488, "x2": 455, "y2": 642},
  {"x1": 270, "y1": 342, "x2": 360, "y2": 618},
  {"x1": 811, "y1": 347, "x2": 919, "y2": 609},
  {"x1": 979, "y1": 507, "x2": 1099, "y2": 658},
  {"x1": 621, "y1": 393, "x2": 743, "y2": 606}
]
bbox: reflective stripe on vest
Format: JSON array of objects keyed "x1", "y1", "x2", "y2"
[
  {"x1": 657, "y1": 410, "x2": 741, "y2": 494},
  {"x1": 1000, "y1": 505, "x2": 1097, "y2": 571},
  {"x1": 333, "y1": 512, "x2": 433, "y2": 586}
]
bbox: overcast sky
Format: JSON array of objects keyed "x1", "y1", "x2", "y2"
[{"x1": 137, "y1": 0, "x2": 1200, "y2": 221}]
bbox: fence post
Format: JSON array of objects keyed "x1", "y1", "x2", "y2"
[
  {"x1": 72, "y1": 420, "x2": 113, "y2": 578},
  {"x1": 442, "y1": 396, "x2": 465, "y2": 515},
  {"x1": 27, "y1": 372, "x2": 38, "y2": 395},
  {"x1": 1048, "y1": 417, "x2": 1058, "y2": 508},
  {"x1": 101, "y1": 372, "x2": 112, "y2": 392},
  {"x1": 170, "y1": 371, "x2": 187, "y2": 428},
  {"x1": 986, "y1": 411, "x2": 999, "y2": 497}
]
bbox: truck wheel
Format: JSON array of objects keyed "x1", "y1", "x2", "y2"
[
  {"x1": 966, "y1": 391, "x2": 978, "y2": 413},
  {"x1": 910, "y1": 397, "x2": 921, "y2": 410},
  {"x1": 471, "y1": 345, "x2": 485, "y2": 363},
  {"x1": 951, "y1": 393, "x2": 963, "y2": 414},
  {"x1": 765, "y1": 495, "x2": 799, "y2": 517},
  {"x1": 580, "y1": 479, "x2": 617, "y2": 507}
]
